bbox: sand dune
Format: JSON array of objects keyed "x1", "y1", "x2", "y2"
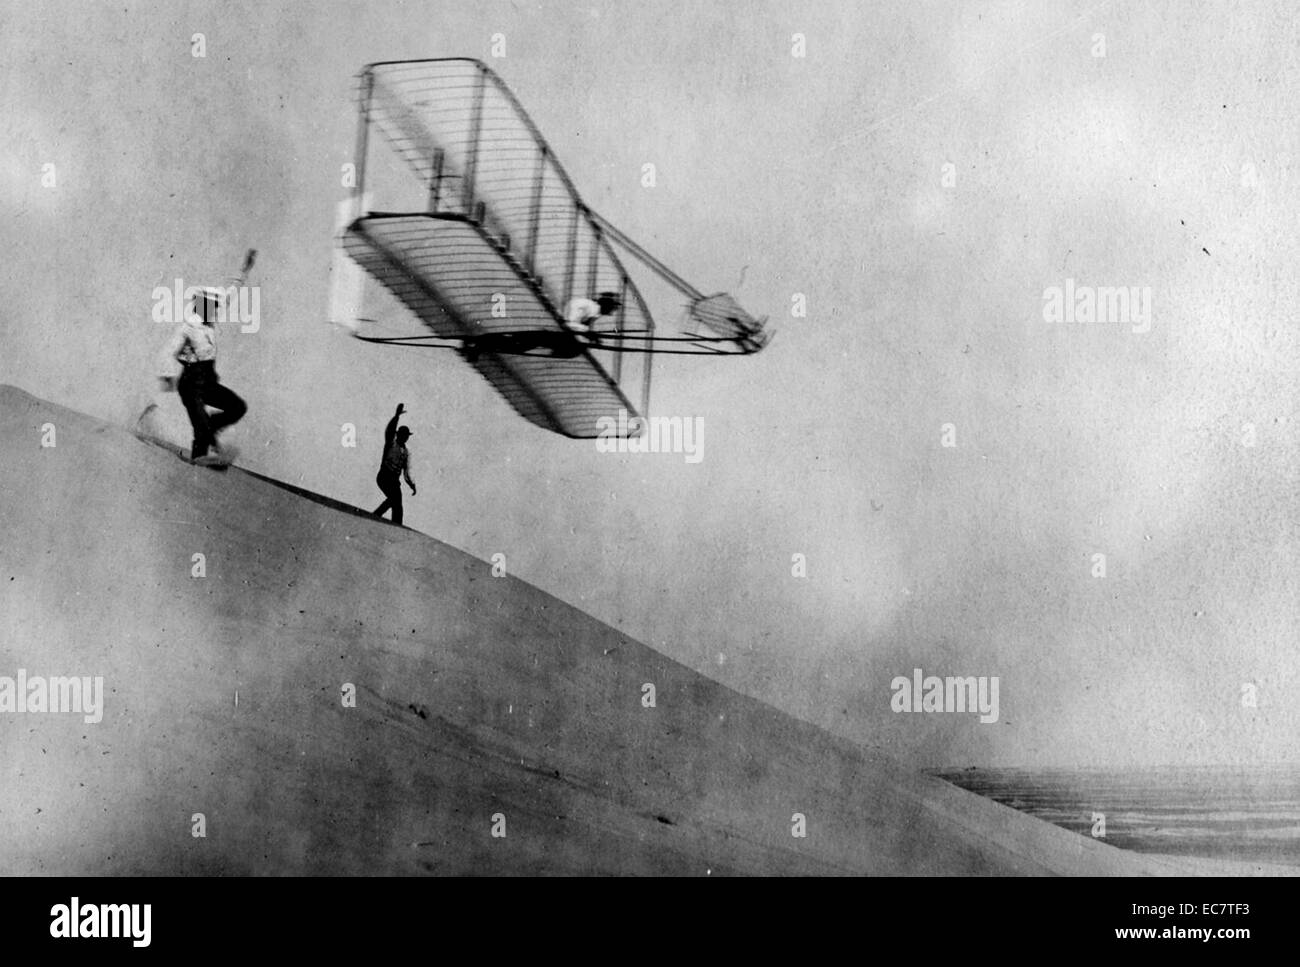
[{"x1": 0, "y1": 385, "x2": 1284, "y2": 875}]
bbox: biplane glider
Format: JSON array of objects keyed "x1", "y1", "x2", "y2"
[{"x1": 336, "y1": 58, "x2": 770, "y2": 439}]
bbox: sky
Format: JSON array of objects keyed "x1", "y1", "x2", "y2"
[{"x1": 1, "y1": 0, "x2": 1297, "y2": 767}]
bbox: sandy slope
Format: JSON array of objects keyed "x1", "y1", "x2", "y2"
[{"x1": 0, "y1": 385, "x2": 1285, "y2": 875}]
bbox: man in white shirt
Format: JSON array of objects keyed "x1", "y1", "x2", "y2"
[
  {"x1": 157, "y1": 288, "x2": 247, "y2": 461},
  {"x1": 461, "y1": 291, "x2": 622, "y2": 362},
  {"x1": 563, "y1": 291, "x2": 621, "y2": 335}
]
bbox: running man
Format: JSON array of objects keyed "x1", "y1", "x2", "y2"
[
  {"x1": 373, "y1": 403, "x2": 417, "y2": 525},
  {"x1": 157, "y1": 287, "x2": 247, "y2": 462}
]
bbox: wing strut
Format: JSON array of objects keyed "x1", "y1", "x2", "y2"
[
  {"x1": 589, "y1": 210, "x2": 768, "y2": 350},
  {"x1": 588, "y1": 211, "x2": 703, "y2": 301}
]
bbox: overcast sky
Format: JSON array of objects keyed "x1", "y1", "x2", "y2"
[{"x1": 2, "y1": 0, "x2": 1296, "y2": 767}]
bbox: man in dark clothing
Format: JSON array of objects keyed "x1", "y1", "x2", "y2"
[{"x1": 373, "y1": 403, "x2": 417, "y2": 525}]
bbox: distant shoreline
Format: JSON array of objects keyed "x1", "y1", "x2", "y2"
[{"x1": 932, "y1": 765, "x2": 1300, "y2": 872}]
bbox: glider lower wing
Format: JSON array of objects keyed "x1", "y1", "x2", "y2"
[{"x1": 343, "y1": 212, "x2": 638, "y2": 439}]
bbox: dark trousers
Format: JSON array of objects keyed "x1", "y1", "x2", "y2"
[
  {"x1": 178, "y1": 362, "x2": 246, "y2": 460},
  {"x1": 373, "y1": 472, "x2": 404, "y2": 525}
]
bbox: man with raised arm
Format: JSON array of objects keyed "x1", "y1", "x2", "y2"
[{"x1": 373, "y1": 403, "x2": 417, "y2": 525}]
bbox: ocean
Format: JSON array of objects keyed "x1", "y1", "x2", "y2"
[{"x1": 932, "y1": 764, "x2": 1300, "y2": 868}]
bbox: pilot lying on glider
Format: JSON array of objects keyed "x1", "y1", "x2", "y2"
[
  {"x1": 462, "y1": 292, "x2": 622, "y2": 361},
  {"x1": 563, "y1": 291, "x2": 622, "y2": 335}
]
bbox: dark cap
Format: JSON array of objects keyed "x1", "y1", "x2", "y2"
[{"x1": 396, "y1": 426, "x2": 413, "y2": 439}]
